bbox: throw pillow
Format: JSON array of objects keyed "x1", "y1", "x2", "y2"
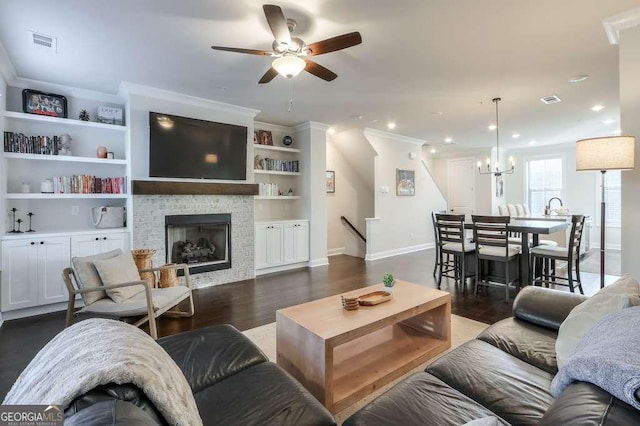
[
  {"x1": 71, "y1": 249, "x2": 123, "y2": 306},
  {"x1": 597, "y1": 274, "x2": 640, "y2": 295},
  {"x1": 94, "y1": 252, "x2": 145, "y2": 303},
  {"x1": 556, "y1": 290, "x2": 640, "y2": 367}
]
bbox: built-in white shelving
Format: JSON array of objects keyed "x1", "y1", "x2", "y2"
[
  {"x1": 253, "y1": 144, "x2": 300, "y2": 153},
  {"x1": 254, "y1": 170, "x2": 301, "y2": 176},
  {"x1": 4, "y1": 111, "x2": 128, "y2": 132},
  {"x1": 3, "y1": 152, "x2": 127, "y2": 165},
  {"x1": 5, "y1": 193, "x2": 128, "y2": 200}
]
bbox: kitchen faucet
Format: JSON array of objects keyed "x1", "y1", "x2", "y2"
[{"x1": 545, "y1": 197, "x2": 563, "y2": 215}]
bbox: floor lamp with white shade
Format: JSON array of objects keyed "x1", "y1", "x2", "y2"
[{"x1": 576, "y1": 135, "x2": 635, "y2": 289}]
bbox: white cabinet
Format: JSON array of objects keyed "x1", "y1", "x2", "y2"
[
  {"x1": 283, "y1": 221, "x2": 309, "y2": 264},
  {"x1": 256, "y1": 220, "x2": 308, "y2": 270},
  {"x1": 255, "y1": 223, "x2": 284, "y2": 269},
  {"x1": 1, "y1": 236, "x2": 70, "y2": 311},
  {"x1": 71, "y1": 232, "x2": 129, "y2": 257}
]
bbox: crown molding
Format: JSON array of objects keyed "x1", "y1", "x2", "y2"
[
  {"x1": 0, "y1": 40, "x2": 17, "y2": 84},
  {"x1": 603, "y1": 7, "x2": 640, "y2": 45},
  {"x1": 119, "y1": 82, "x2": 260, "y2": 118},
  {"x1": 254, "y1": 120, "x2": 294, "y2": 132},
  {"x1": 10, "y1": 77, "x2": 124, "y2": 103},
  {"x1": 292, "y1": 121, "x2": 330, "y2": 133},
  {"x1": 363, "y1": 128, "x2": 426, "y2": 146}
]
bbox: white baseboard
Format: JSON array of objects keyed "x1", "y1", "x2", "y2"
[
  {"x1": 308, "y1": 257, "x2": 329, "y2": 267},
  {"x1": 327, "y1": 247, "x2": 345, "y2": 256},
  {"x1": 1, "y1": 302, "x2": 70, "y2": 321},
  {"x1": 255, "y1": 262, "x2": 308, "y2": 276},
  {"x1": 590, "y1": 243, "x2": 621, "y2": 251},
  {"x1": 365, "y1": 243, "x2": 435, "y2": 262}
]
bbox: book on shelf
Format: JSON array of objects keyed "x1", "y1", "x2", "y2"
[
  {"x1": 52, "y1": 175, "x2": 127, "y2": 194},
  {"x1": 260, "y1": 158, "x2": 299, "y2": 172},
  {"x1": 4, "y1": 131, "x2": 59, "y2": 155}
]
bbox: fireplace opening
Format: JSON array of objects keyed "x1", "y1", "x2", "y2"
[{"x1": 165, "y1": 213, "x2": 231, "y2": 275}]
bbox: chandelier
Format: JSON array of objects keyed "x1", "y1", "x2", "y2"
[{"x1": 478, "y1": 97, "x2": 515, "y2": 176}]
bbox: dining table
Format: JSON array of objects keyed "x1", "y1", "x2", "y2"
[{"x1": 464, "y1": 219, "x2": 570, "y2": 286}]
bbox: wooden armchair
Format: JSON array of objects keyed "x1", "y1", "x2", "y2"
[{"x1": 63, "y1": 253, "x2": 194, "y2": 339}]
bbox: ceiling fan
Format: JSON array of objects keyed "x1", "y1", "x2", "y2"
[{"x1": 211, "y1": 4, "x2": 362, "y2": 84}]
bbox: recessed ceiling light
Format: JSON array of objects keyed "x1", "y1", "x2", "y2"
[
  {"x1": 488, "y1": 124, "x2": 497, "y2": 131},
  {"x1": 602, "y1": 119, "x2": 615, "y2": 125},
  {"x1": 327, "y1": 127, "x2": 336, "y2": 135},
  {"x1": 591, "y1": 105, "x2": 604, "y2": 112},
  {"x1": 430, "y1": 148, "x2": 437, "y2": 153},
  {"x1": 444, "y1": 137, "x2": 453, "y2": 143},
  {"x1": 569, "y1": 74, "x2": 589, "y2": 83},
  {"x1": 387, "y1": 122, "x2": 396, "y2": 130},
  {"x1": 431, "y1": 112, "x2": 444, "y2": 117},
  {"x1": 512, "y1": 133, "x2": 520, "y2": 139},
  {"x1": 529, "y1": 140, "x2": 537, "y2": 145}
]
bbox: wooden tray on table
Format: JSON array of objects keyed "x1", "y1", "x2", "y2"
[{"x1": 358, "y1": 290, "x2": 392, "y2": 306}]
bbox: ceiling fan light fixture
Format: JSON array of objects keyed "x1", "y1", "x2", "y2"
[{"x1": 272, "y1": 55, "x2": 306, "y2": 78}]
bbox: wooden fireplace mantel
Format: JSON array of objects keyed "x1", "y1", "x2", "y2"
[{"x1": 132, "y1": 180, "x2": 259, "y2": 196}]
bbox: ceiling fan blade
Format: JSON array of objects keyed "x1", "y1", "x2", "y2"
[
  {"x1": 304, "y1": 60, "x2": 337, "y2": 81},
  {"x1": 263, "y1": 4, "x2": 291, "y2": 48},
  {"x1": 211, "y1": 46, "x2": 272, "y2": 56},
  {"x1": 306, "y1": 32, "x2": 362, "y2": 56},
  {"x1": 258, "y1": 67, "x2": 279, "y2": 84}
]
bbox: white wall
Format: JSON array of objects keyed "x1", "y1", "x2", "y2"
[
  {"x1": 505, "y1": 143, "x2": 619, "y2": 249},
  {"x1": 326, "y1": 133, "x2": 374, "y2": 257},
  {"x1": 620, "y1": 25, "x2": 640, "y2": 275},
  {"x1": 362, "y1": 129, "x2": 446, "y2": 260}
]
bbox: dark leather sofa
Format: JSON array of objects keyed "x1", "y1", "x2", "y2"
[
  {"x1": 65, "y1": 324, "x2": 336, "y2": 425},
  {"x1": 345, "y1": 286, "x2": 640, "y2": 425}
]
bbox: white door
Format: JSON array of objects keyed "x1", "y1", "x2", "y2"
[
  {"x1": 267, "y1": 224, "x2": 284, "y2": 266},
  {"x1": 447, "y1": 158, "x2": 476, "y2": 215},
  {"x1": 38, "y1": 237, "x2": 71, "y2": 305},
  {"x1": 255, "y1": 225, "x2": 269, "y2": 269},
  {"x1": 294, "y1": 222, "x2": 309, "y2": 262},
  {"x1": 1, "y1": 240, "x2": 39, "y2": 311}
]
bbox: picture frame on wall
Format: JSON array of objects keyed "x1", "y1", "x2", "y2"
[
  {"x1": 22, "y1": 89, "x2": 68, "y2": 118},
  {"x1": 326, "y1": 170, "x2": 335, "y2": 193},
  {"x1": 396, "y1": 169, "x2": 415, "y2": 196},
  {"x1": 496, "y1": 174, "x2": 504, "y2": 197},
  {"x1": 258, "y1": 130, "x2": 273, "y2": 145}
]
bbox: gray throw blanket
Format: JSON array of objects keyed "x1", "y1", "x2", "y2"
[
  {"x1": 551, "y1": 306, "x2": 640, "y2": 409},
  {"x1": 3, "y1": 318, "x2": 202, "y2": 426}
]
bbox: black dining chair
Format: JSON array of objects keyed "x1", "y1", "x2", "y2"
[
  {"x1": 530, "y1": 215, "x2": 585, "y2": 294},
  {"x1": 472, "y1": 215, "x2": 521, "y2": 302},
  {"x1": 431, "y1": 210, "x2": 446, "y2": 278},
  {"x1": 435, "y1": 214, "x2": 476, "y2": 290}
]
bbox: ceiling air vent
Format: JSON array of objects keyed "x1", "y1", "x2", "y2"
[
  {"x1": 29, "y1": 31, "x2": 57, "y2": 52},
  {"x1": 540, "y1": 95, "x2": 562, "y2": 105}
]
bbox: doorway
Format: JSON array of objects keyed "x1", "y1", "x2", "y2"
[{"x1": 447, "y1": 158, "x2": 476, "y2": 215}]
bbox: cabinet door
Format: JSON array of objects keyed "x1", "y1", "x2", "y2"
[
  {"x1": 102, "y1": 232, "x2": 129, "y2": 253},
  {"x1": 71, "y1": 235, "x2": 102, "y2": 258},
  {"x1": 283, "y1": 223, "x2": 296, "y2": 264},
  {"x1": 294, "y1": 222, "x2": 309, "y2": 262},
  {"x1": 255, "y1": 225, "x2": 270, "y2": 269},
  {"x1": 1, "y1": 240, "x2": 39, "y2": 311},
  {"x1": 267, "y1": 224, "x2": 284, "y2": 266},
  {"x1": 37, "y1": 237, "x2": 71, "y2": 305}
]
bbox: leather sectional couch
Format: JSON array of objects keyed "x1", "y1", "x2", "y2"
[
  {"x1": 345, "y1": 286, "x2": 640, "y2": 425},
  {"x1": 65, "y1": 324, "x2": 336, "y2": 425}
]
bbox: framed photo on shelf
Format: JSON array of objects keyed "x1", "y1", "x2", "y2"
[
  {"x1": 22, "y1": 89, "x2": 68, "y2": 118},
  {"x1": 97, "y1": 106, "x2": 124, "y2": 125},
  {"x1": 326, "y1": 170, "x2": 335, "y2": 193},
  {"x1": 258, "y1": 130, "x2": 273, "y2": 145},
  {"x1": 396, "y1": 169, "x2": 415, "y2": 196},
  {"x1": 253, "y1": 131, "x2": 259, "y2": 144}
]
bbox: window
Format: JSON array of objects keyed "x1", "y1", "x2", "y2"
[
  {"x1": 526, "y1": 158, "x2": 563, "y2": 215},
  {"x1": 597, "y1": 170, "x2": 621, "y2": 225}
]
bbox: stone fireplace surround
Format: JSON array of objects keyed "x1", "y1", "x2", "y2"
[{"x1": 133, "y1": 194, "x2": 254, "y2": 289}]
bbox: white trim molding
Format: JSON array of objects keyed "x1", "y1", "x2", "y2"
[
  {"x1": 327, "y1": 247, "x2": 346, "y2": 256},
  {"x1": 603, "y1": 7, "x2": 640, "y2": 45},
  {"x1": 363, "y1": 128, "x2": 426, "y2": 146},
  {"x1": 308, "y1": 257, "x2": 330, "y2": 267},
  {"x1": 255, "y1": 262, "x2": 308, "y2": 276},
  {"x1": 119, "y1": 82, "x2": 260, "y2": 117},
  {"x1": 293, "y1": 121, "x2": 330, "y2": 133},
  {"x1": 365, "y1": 243, "x2": 434, "y2": 262}
]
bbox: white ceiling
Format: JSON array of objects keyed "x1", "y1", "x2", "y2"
[{"x1": 1, "y1": 0, "x2": 639, "y2": 151}]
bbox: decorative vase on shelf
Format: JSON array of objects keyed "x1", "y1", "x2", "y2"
[
  {"x1": 282, "y1": 135, "x2": 293, "y2": 146},
  {"x1": 96, "y1": 146, "x2": 108, "y2": 158}
]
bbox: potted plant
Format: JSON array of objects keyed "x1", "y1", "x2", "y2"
[{"x1": 383, "y1": 273, "x2": 396, "y2": 293}]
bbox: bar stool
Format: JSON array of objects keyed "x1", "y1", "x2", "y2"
[
  {"x1": 431, "y1": 210, "x2": 446, "y2": 278},
  {"x1": 435, "y1": 214, "x2": 476, "y2": 290},
  {"x1": 472, "y1": 215, "x2": 521, "y2": 302},
  {"x1": 531, "y1": 215, "x2": 585, "y2": 294}
]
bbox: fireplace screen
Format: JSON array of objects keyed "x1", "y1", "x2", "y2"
[{"x1": 165, "y1": 214, "x2": 231, "y2": 274}]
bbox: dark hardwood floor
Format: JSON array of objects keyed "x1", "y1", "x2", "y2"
[{"x1": 0, "y1": 248, "x2": 612, "y2": 399}]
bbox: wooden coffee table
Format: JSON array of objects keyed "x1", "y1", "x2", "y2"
[{"x1": 276, "y1": 280, "x2": 451, "y2": 413}]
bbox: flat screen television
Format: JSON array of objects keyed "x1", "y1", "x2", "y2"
[{"x1": 149, "y1": 112, "x2": 247, "y2": 180}]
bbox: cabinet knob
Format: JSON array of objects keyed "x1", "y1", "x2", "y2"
[
  {"x1": 30, "y1": 242, "x2": 35, "y2": 245},
  {"x1": 103, "y1": 237, "x2": 107, "y2": 240},
  {"x1": 95, "y1": 237, "x2": 100, "y2": 241},
  {"x1": 40, "y1": 241, "x2": 44, "y2": 245}
]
